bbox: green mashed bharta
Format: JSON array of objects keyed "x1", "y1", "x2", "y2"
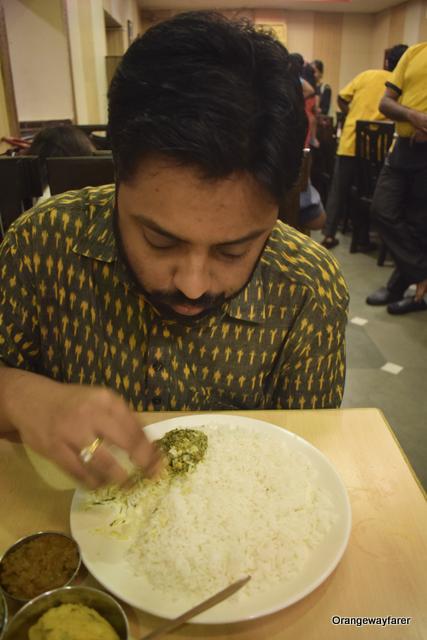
[
  {"x1": 28, "y1": 603, "x2": 120, "y2": 640},
  {"x1": 158, "y1": 428, "x2": 208, "y2": 475}
]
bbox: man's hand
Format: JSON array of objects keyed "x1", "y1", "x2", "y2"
[
  {"x1": 408, "y1": 110, "x2": 427, "y2": 134},
  {"x1": 412, "y1": 129, "x2": 427, "y2": 143},
  {"x1": 0, "y1": 369, "x2": 161, "y2": 488},
  {"x1": 415, "y1": 278, "x2": 427, "y2": 302}
]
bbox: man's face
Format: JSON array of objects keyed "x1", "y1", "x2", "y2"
[{"x1": 117, "y1": 156, "x2": 278, "y2": 319}]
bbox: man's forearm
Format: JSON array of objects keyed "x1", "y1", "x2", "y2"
[
  {"x1": 379, "y1": 94, "x2": 419, "y2": 125},
  {"x1": 0, "y1": 366, "x2": 61, "y2": 434},
  {"x1": 337, "y1": 96, "x2": 349, "y2": 115}
]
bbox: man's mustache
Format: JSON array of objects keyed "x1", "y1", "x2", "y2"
[{"x1": 149, "y1": 290, "x2": 226, "y2": 308}]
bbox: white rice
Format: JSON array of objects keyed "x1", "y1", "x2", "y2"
[{"x1": 123, "y1": 424, "x2": 337, "y2": 600}]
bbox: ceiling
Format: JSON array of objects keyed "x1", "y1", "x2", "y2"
[{"x1": 138, "y1": 0, "x2": 405, "y2": 13}]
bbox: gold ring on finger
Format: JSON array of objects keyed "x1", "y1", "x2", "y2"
[{"x1": 79, "y1": 436, "x2": 103, "y2": 464}]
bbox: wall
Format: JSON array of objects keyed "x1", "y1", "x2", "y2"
[
  {"x1": 1, "y1": 0, "x2": 141, "y2": 129},
  {"x1": 0, "y1": 64, "x2": 12, "y2": 153},
  {"x1": 339, "y1": 14, "x2": 373, "y2": 89},
  {"x1": 64, "y1": 0, "x2": 142, "y2": 125},
  {"x1": 372, "y1": 0, "x2": 427, "y2": 68},
  {"x1": 103, "y1": 0, "x2": 143, "y2": 49},
  {"x1": 65, "y1": 0, "x2": 107, "y2": 124},
  {"x1": 3, "y1": 0, "x2": 74, "y2": 123}
]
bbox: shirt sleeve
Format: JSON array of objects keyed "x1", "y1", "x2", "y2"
[
  {"x1": 338, "y1": 74, "x2": 360, "y2": 103},
  {"x1": 0, "y1": 229, "x2": 40, "y2": 371},
  {"x1": 386, "y1": 46, "x2": 412, "y2": 94},
  {"x1": 272, "y1": 281, "x2": 349, "y2": 410}
]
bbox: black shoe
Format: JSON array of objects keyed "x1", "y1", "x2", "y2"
[
  {"x1": 321, "y1": 237, "x2": 339, "y2": 249},
  {"x1": 387, "y1": 297, "x2": 427, "y2": 315},
  {"x1": 366, "y1": 287, "x2": 402, "y2": 306}
]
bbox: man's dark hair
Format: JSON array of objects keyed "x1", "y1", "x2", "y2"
[
  {"x1": 25, "y1": 125, "x2": 95, "y2": 188},
  {"x1": 311, "y1": 59, "x2": 324, "y2": 75},
  {"x1": 289, "y1": 53, "x2": 316, "y2": 92},
  {"x1": 386, "y1": 44, "x2": 408, "y2": 71},
  {"x1": 108, "y1": 11, "x2": 306, "y2": 203},
  {"x1": 288, "y1": 52, "x2": 305, "y2": 76},
  {"x1": 27, "y1": 125, "x2": 94, "y2": 160}
]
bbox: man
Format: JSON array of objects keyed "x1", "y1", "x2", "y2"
[
  {"x1": 367, "y1": 42, "x2": 427, "y2": 314},
  {"x1": 321, "y1": 44, "x2": 408, "y2": 250},
  {"x1": 0, "y1": 12, "x2": 348, "y2": 487}
]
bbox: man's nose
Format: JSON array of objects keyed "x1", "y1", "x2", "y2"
[{"x1": 173, "y1": 254, "x2": 212, "y2": 300}]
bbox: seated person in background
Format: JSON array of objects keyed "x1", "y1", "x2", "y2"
[
  {"x1": 367, "y1": 42, "x2": 427, "y2": 315},
  {"x1": 321, "y1": 44, "x2": 408, "y2": 250},
  {"x1": 311, "y1": 60, "x2": 331, "y2": 116},
  {"x1": 299, "y1": 182, "x2": 327, "y2": 231},
  {"x1": 25, "y1": 125, "x2": 95, "y2": 199},
  {"x1": 0, "y1": 12, "x2": 349, "y2": 488}
]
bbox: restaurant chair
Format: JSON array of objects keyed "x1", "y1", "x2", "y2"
[
  {"x1": 76, "y1": 124, "x2": 111, "y2": 151},
  {"x1": 350, "y1": 120, "x2": 395, "y2": 255},
  {"x1": 76, "y1": 124, "x2": 108, "y2": 135},
  {"x1": 46, "y1": 155, "x2": 115, "y2": 195},
  {"x1": 311, "y1": 115, "x2": 336, "y2": 205},
  {"x1": 279, "y1": 148, "x2": 311, "y2": 232},
  {"x1": 0, "y1": 155, "x2": 43, "y2": 238}
]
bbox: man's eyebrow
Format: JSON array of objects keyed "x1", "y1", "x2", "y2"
[{"x1": 136, "y1": 214, "x2": 269, "y2": 246}]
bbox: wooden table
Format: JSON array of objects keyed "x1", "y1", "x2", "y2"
[{"x1": 1, "y1": 409, "x2": 426, "y2": 639}]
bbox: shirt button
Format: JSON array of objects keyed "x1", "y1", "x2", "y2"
[
  {"x1": 153, "y1": 362, "x2": 163, "y2": 372},
  {"x1": 152, "y1": 397, "x2": 162, "y2": 406}
]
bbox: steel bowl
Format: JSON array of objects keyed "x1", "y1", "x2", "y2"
[
  {"x1": 0, "y1": 531, "x2": 81, "y2": 603},
  {"x1": 3, "y1": 585, "x2": 129, "y2": 640},
  {"x1": 0, "y1": 588, "x2": 7, "y2": 640}
]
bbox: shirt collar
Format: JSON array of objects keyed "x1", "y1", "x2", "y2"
[
  {"x1": 72, "y1": 185, "x2": 267, "y2": 325},
  {"x1": 72, "y1": 186, "x2": 117, "y2": 263}
]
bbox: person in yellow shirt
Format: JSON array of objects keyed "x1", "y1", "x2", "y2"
[
  {"x1": 321, "y1": 44, "x2": 407, "y2": 249},
  {"x1": 367, "y1": 42, "x2": 427, "y2": 314}
]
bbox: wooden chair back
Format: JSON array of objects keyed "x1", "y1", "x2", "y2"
[
  {"x1": 0, "y1": 155, "x2": 43, "y2": 237},
  {"x1": 350, "y1": 120, "x2": 395, "y2": 255},
  {"x1": 46, "y1": 156, "x2": 115, "y2": 195},
  {"x1": 355, "y1": 120, "x2": 395, "y2": 200}
]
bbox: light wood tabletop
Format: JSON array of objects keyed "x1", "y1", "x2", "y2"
[{"x1": 0, "y1": 408, "x2": 426, "y2": 639}]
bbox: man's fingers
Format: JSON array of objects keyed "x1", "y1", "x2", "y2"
[
  {"x1": 52, "y1": 444, "x2": 104, "y2": 489},
  {"x1": 96, "y1": 403, "x2": 158, "y2": 472},
  {"x1": 130, "y1": 440, "x2": 164, "y2": 478},
  {"x1": 84, "y1": 444, "x2": 129, "y2": 486}
]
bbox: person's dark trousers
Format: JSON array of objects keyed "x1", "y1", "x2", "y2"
[
  {"x1": 323, "y1": 155, "x2": 356, "y2": 238},
  {"x1": 371, "y1": 137, "x2": 427, "y2": 294}
]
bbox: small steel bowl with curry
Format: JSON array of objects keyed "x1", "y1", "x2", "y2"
[{"x1": 0, "y1": 531, "x2": 81, "y2": 603}]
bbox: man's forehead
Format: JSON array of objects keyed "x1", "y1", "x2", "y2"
[
  {"x1": 133, "y1": 213, "x2": 271, "y2": 246},
  {"x1": 118, "y1": 161, "x2": 278, "y2": 237}
]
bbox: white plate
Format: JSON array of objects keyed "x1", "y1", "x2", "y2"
[{"x1": 70, "y1": 414, "x2": 351, "y2": 624}]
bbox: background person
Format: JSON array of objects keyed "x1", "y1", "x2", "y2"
[
  {"x1": 25, "y1": 125, "x2": 96, "y2": 199},
  {"x1": 311, "y1": 59, "x2": 331, "y2": 116},
  {"x1": 367, "y1": 42, "x2": 427, "y2": 315},
  {"x1": 288, "y1": 53, "x2": 326, "y2": 230},
  {"x1": 321, "y1": 44, "x2": 408, "y2": 250}
]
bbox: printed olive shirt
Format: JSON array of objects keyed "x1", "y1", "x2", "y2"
[{"x1": 0, "y1": 185, "x2": 349, "y2": 411}]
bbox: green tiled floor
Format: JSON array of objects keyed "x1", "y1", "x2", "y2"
[{"x1": 312, "y1": 231, "x2": 427, "y2": 490}]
